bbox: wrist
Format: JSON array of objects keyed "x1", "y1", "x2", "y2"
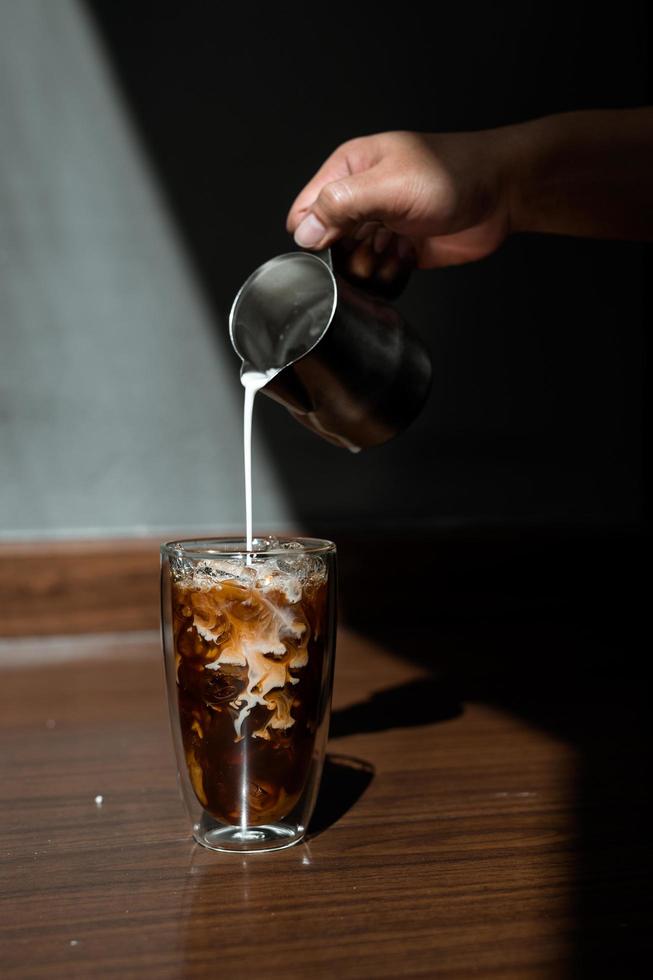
[
  {"x1": 492, "y1": 108, "x2": 653, "y2": 240},
  {"x1": 492, "y1": 117, "x2": 548, "y2": 235}
]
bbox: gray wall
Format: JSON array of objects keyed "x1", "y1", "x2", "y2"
[
  {"x1": 0, "y1": 0, "x2": 289, "y2": 538},
  {"x1": 1, "y1": 0, "x2": 648, "y2": 539}
]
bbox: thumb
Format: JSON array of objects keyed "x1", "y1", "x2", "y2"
[{"x1": 293, "y1": 167, "x2": 405, "y2": 249}]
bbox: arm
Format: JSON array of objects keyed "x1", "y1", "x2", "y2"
[
  {"x1": 286, "y1": 108, "x2": 653, "y2": 271},
  {"x1": 507, "y1": 108, "x2": 653, "y2": 241}
]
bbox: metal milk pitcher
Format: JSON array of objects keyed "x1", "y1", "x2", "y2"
[{"x1": 228, "y1": 248, "x2": 431, "y2": 451}]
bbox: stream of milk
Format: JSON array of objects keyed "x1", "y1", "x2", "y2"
[{"x1": 241, "y1": 369, "x2": 277, "y2": 554}]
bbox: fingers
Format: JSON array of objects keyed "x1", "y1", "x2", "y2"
[
  {"x1": 347, "y1": 236, "x2": 405, "y2": 282},
  {"x1": 373, "y1": 227, "x2": 393, "y2": 254},
  {"x1": 292, "y1": 166, "x2": 412, "y2": 249},
  {"x1": 331, "y1": 232, "x2": 415, "y2": 298},
  {"x1": 291, "y1": 174, "x2": 364, "y2": 247},
  {"x1": 286, "y1": 136, "x2": 381, "y2": 234},
  {"x1": 286, "y1": 153, "x2": 353, "y2": 234}
]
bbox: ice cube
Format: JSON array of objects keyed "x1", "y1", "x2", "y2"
[
  {"x1": 260, "y1": 570, "x2": 302, "y2": 603},
  {"x1": 276, "y1": 553, "x2": 326, "y2": 583},
  {"x1": 169, "y1": 555, "x2": 195, "y2": 580},
  {"x1": 180, "y1": 557, "x2": 253, "y2": 590}
]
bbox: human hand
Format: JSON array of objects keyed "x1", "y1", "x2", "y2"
[{"x1": 286, "y1": 129, "x2": 515, "y2": 270}]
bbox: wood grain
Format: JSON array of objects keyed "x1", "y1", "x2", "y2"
[
  {"x1": 0, "y1": 538, "x2": 161, "y2": 637},
  {"x1": 0, "y1": 623, "x2": 649, "y2": 979}
]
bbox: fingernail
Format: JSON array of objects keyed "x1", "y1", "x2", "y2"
[{"x1": 294, "y1": 213, "x2": 327, "y2": 248}]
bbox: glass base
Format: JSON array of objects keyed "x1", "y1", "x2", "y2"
[{"x1": 193, "y1": 819, "x2": 304, "y2": 853}]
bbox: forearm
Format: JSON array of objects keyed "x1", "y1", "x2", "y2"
[{"x1": 504, "y1": 108, "x2": 653, "y2": 240}]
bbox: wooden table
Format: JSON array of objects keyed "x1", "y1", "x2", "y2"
[{"x1": 0, "y1": 533, "x2": 650, "y2": 978}]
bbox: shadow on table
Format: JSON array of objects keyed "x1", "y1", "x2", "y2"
[
  {"x1": 474, "y1": 660, "x2": 652, "y2": 979},
  {"x1": 337, "y1": 526, "x2": 652, "y2": 978},
  {"x1": 308, "y1": 754, "x2": 375, "y2": 839},
  {"x1": 328, "y1": 678, "x2": 462, "y2": 739},
  {"x1": 308, "y1": 679, "x2": 461, "y2": 838}
]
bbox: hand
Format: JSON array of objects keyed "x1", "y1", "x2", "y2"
[{"x1": 286, "y1": 129, "x2": 514, "y2": 269}]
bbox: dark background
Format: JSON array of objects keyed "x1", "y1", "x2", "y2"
[
  {"x1": 86, "y1": 0, "x2": 650, "y2": 530},
  {"x1": 84, "y1": 2, "x2": 651, "y2": 972}
]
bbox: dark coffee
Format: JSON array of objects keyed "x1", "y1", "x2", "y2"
[{"x1": 170, "y1": 556, "x2": 329, "y2": 826}]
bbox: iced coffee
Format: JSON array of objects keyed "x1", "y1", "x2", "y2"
[{"x1": 161, "y1": 538, "x2": 336, "y2": 848}]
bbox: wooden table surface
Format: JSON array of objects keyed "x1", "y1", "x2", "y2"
[{"x1": 0, "y1": 616, "x2": 650, "y2": 979}]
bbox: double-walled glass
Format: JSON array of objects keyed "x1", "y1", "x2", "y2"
[{"x1": 160, "y1": 537, "x2": 337, "y2": 852}]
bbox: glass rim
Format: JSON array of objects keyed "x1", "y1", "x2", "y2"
[{"x1": 160, "y1": 535, "x2": 336, "y2": 560}]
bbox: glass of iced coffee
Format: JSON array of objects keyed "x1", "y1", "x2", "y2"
[{"x1": 160, "y1": 536, "x2": 337, "y2": 852}]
